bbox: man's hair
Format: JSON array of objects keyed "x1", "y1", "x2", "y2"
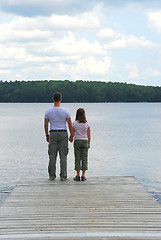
[{"x1": 53, "y1": 92, "x2": 62, "y2": 102}]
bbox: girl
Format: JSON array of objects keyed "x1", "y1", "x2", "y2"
[{"x1": 70, "y1": 108, "x2": 91, "y2": 181}]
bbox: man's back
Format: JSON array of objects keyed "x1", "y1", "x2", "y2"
[{"x1": 45, "y1": 107, "x2": 70, "y2": 130}]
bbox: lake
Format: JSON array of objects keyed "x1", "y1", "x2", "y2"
[{"x1": 0, "y1": 103, "x2": 161, "y2": 204}]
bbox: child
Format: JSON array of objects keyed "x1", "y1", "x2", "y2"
[{"x1": 70, "y1": 108, "x2": 91, "y2": 181}]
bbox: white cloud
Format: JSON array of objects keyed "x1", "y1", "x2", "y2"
[
  {"x1": 0, "y1": 0, "x2": 102, "y2": 17},
  {"x1": 0, "y1": 44, "x2": 46, "y2": 65},
  {"x1": 3, "y1": 0, "x2": 47, "y2": 4},
  {"x1": 38, "y1": 32, "x2": 104, "y2": 57},
  {"x1": 55, "y1": 56, "x2": 112, "y2": 80},
  {"x1": 97, "y1": 28, "x2": 122, "y2": 39},
  {"x1": 147, "y1": 10, "x2": 161, "y2": 33},
  {"x1": 152, "y1": 70, "x2": 161, "y2": 76},
  {"x1": 0, "y1": 27, "x2": 53, "y2": 42},
  {"x1": 3, "y1": 13, "x2": 99, "y2": 32},
  {"x1": 145, "y1": 68, "x2": 161, "y2": 77},
  {"x1": 98, "y1": 28, "x2": 155, "y2": 50},
  {"x1": 104, "y1": 33, "x2": 155, "y2": 50},
  {"x1": 0, "y1": 9, "x2": 101, "y2": 43},
  {"x1": 0, "y1": 69, "x2": 10, "y2": 74},
  {"x1": 2, "y1": 55, "x2": 112, "y2": 81},
  {"x1": 48, "y1": 12, "x2": 101, "y2": 30},
  {"x1": 1, "y1": 0, "x2": 160, "y2": 17},
  {"x1": 125, "y1": 63, "x2": 139, "y2": 79},
  {"x1": 74, "y1": 56, "x2": 111, "y2": 75}
]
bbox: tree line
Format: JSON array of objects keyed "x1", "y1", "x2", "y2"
[{"x1": 0, "y1": 80, "x2": 161, "y2": 102}]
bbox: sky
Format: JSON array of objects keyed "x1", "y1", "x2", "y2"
[{"x1": 1, "y1": 0, "x2": 161, "y2": 86}]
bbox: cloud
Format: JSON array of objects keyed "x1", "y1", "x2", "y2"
[
  {"x1": 147, "y1": 10, "x2": 161, "y2": 33},
  {"x1": 0, "y1": 27, "x2": 53, "y2": 42},
  {"x1": 0, "y1": 6, "x2": 103, "y2": 60},
  {"x1": 74, "y1": 56, "x2": 112, "y2": 75},
  {"x1": 0, "y1": 8, "x2": 101, "y2": 44},
  {"x1": 125, "y1": 63, "x2": 139, "y2": 79},
  {"x1": 124, "y1": 65, "x2": 161, "y2": 85},
  {"x1": 1, "y1": 0, "x2": 160, "y2": 17},
  {"x1": 98, "y1": 28, "x2": 156, "y2": 50},
  {"x1": 48, "y1": 12, "x2": 100, "y2": 30},
  {"x1": 97, "y1": 28, "x2": 122, "y2": 39},
  {"x1": 56, "y1": 56, "x2": 112, "y2": 80},
  {"x1": 0, "y1": 69, "x2": 10, "y2": 74},
  {"x1": 145, "y1": 68, "x2": 161, "y2": 77},
  {"x1": 37, "y1": 32, "x2": 104, "y2": 57},
  {"x1": 0, "y1": 0, "x2": 99, "y2": 17},
  {"x1": 152, "y1": 70, "x2": 161, "y2": 76}
]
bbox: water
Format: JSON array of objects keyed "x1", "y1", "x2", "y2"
[{"x1": 0, "y1": 103, "x2": 161, "y2": 204}]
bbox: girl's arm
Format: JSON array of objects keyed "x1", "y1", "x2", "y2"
[{"x1": 87, "y1": 127, "x2": 91, "y2": 149}]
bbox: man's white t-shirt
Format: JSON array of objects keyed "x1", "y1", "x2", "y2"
[
  {"x1": 44, "y1": 107, "x2": 70, "y2": 130},
  {"x1": 72, "y1": 121, "x2": 90, "y2": 140}
]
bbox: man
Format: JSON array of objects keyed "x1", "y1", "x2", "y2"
[{"x1": 44, "y1": 92, "x2": 73, "y2": 181}]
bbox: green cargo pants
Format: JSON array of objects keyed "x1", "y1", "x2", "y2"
[
  {"x1": 74, "y1": 140, "x2": 88, "y2": 171},
  {"x1": 48, "y1": 131, "x2": 68, "y2": 179}
]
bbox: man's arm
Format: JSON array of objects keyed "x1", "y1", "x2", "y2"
[
  {"x1": 67, "y1": 117, "x2": 74, "y2": 142},
  {"x1": 44, "y1": 118, "x2": 49, "y2": 142}
]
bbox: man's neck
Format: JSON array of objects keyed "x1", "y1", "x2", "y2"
[{"x1": 54, "y1": 102, "x2": 61, "y2": 107}]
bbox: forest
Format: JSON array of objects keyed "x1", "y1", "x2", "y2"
[{"x1": 0, "y1": 80, "x2": 161, "y2": 102}]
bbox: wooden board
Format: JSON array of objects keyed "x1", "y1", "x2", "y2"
[{"x1": 0, "y1": 176, "x2": 161, "y2": 239}]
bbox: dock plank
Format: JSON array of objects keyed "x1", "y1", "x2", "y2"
[{"x1": 0, "y1": 176, "x2": 161, "y2": 239}]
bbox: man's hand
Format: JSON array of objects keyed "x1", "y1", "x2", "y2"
[
  {"x1": 46, "y1": 135, "x2": 49, "y2": 142},
  {"x1": 44, "y1": 118, "x2": 49, "y2": 142},
  {"x1": 67, "y1": 118, "x2": 74, "y2": 137},
  {"x1": 69, "y1": 135, "x2": 73, "y2": 142}
]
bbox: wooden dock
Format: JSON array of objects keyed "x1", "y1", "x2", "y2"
[{"x1": 0, "y1": 176, "x2": 161, "y2": 239}]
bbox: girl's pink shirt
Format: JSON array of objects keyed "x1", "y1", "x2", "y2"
[{"x1": 72, "y1": 121, "x2": 90, "y2": 140}]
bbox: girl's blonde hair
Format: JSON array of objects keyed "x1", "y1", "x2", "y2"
[{"x1": 75, "y1": 108, "x2": 87, "y2": 123}]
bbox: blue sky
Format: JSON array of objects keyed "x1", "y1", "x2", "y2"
[{"x1": 0, "y1": 0, "x2": 161, "y2": 86}]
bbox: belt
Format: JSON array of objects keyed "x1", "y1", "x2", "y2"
[{"x1": 50, "y1": 130, "x2": 67, "y2": 132}]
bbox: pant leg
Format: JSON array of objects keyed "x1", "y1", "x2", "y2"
[
  {"x1": 80, "y1": 140, "x2": 88, "y2": 171},
  {"x1": 58, "y1": 132, "x2": 68, "y2": 178},
  {"x1": 48, "y1": 132, "x2": 58, "y2": 178},
  {"x1": 74, "y1": 140, "x2": 82, "y2": 171}
]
